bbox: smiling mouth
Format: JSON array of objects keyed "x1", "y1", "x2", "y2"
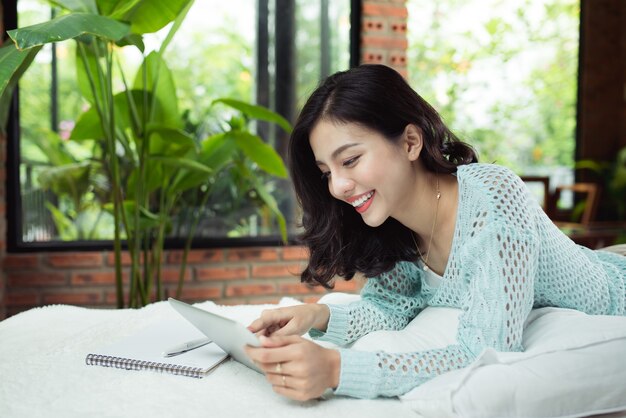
[{"x1": 349, "y1": 190, "x2": 375, "y2": 213}]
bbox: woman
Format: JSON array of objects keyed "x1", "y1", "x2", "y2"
[{"x1": 244, "y1": 64, "x2": 626, "y2": 401}]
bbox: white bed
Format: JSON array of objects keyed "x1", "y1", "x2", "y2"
[{"x1": 1, "y1": 292, "x2": 626, "y2": 418}]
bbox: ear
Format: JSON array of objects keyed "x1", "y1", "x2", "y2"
[{"x1": 402, "y1": 124, "x2": 423, "y2": 161}]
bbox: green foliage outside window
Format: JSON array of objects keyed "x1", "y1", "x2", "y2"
[{"x1": 407, "y1": 0, "x2": 579, "y2": 175}]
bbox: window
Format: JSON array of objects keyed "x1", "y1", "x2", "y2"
[
  {"x1": 407, "y1": 0, "x2": 580, "y2": 197},
  {"x1": 5, "y1": 0, "x2": 359, "y2": 250}
]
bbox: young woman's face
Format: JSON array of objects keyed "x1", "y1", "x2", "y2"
[{"x1": 309, "y1": 120, "x2": 419, "y2": 227}]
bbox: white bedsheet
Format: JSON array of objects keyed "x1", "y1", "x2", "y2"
[{"x1": 0, "y1": 299, "x2": 415, "y2": 418}]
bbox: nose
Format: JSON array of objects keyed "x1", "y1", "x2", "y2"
[{"x1": 330, "y1": 174, "x2": 355, "y2": 198}]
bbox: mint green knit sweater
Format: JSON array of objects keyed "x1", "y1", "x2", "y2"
[{"x1": 310, "y1": 163, "x2": 626, "y2": 399}]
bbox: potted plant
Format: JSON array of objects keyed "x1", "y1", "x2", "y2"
[{"x1": 0, "y1": 0, "x2": 291, "y2": 308}]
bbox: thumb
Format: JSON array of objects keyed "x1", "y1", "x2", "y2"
[{"x1": 259, "y1": 334, "x2": 302, "y2": 348}]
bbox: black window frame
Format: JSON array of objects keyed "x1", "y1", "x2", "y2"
[{"x1": 3, "y1": 0, "x2": 362, "y2": 252}]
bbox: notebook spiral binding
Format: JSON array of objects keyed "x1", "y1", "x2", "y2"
[{"x1": 85, "y1": 354, "x2": 206, "y2": 378}]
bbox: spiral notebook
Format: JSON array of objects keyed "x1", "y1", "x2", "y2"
[{"x1": 85, "y1": 317, "x2": 229, "y2": 378}]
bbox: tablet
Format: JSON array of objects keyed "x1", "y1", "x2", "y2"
[{"x1": 168, "y1": 298, "x2": 262, "y2": 373}]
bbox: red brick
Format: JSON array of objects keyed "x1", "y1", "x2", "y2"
[
  {"x1": 225, "y1": 283, "x2": 276, "y2": 297},
  {"x1": 278, "y1": 282, "x2": 325, "y2": 295},
  {"x1": 160, "y1": 268, "x2": 192, "y2": 283},
  {"x1": 106, "y1": 251, "x2": 133, "y2": 266},
  {"x1": 43, "y1": 292, "x2": 102, "y2": 305},
  {"x1": 71, "y1": 271, "x2": 116, "y2": 285},
  {"x1": 176, "y1": 286, "x2": 222, "y2": 302},
  {"x1": 363, "y1": 17, "x2": 386, "y2": 33},
  {"x1": 8, "y1": 272, "x2": 67, "y2": 287},
  {"x1": 105, "y1": 292, "x2": 129, "y2": 305},
  {"x1": 196, "y1": 266, "x2": 248, "y2": 281},
  {"x1": 282, "y1": 246, "x2": 309, "y2": 261},
  {"x1": 251, "y1": 263, "x2": 303, "y2": 279},
  {"x1": 3, "y1": 254, "x2": 39, "y2": 269},
  {"x1": 166, "y1": 249, "x2": 223, "y2": 264},
  {"x1": 363, "y1": 3, "x2": 408, "y2": 18},
  {"x1": 5, "y1": 292, "x2": 39, "y2": 306},
  {"x1": 227, "y1": 247, "x2": 279, "y2": 262},
  {"x1": 361, "y1": 35, "x2": 408, "y2": 49},
  {"x1": 47, "y1": 252, "x2": 103, "y2": 268}
]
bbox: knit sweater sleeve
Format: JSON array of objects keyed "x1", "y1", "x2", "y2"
[
  {"x1": 309, "y1": 261, "x2": 426, "y2": 345},
  {"x1": 330, "y1": 221, "x2": 539, "y2": 398}
]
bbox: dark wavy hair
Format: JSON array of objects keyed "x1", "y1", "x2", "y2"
[{"x1": 289, "y1": 64, "x2": 477, "y2": 288}]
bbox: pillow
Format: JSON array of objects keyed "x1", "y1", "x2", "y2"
[{"x1": 317, "y1": 293, "x2": 626, "y2": 418}]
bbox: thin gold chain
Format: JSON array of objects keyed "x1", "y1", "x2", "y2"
[{"x1": 412, "y1": 175, "x2": 441, "y2": 272}]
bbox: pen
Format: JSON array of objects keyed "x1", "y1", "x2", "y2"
[{"x1": 162, "y1": 337, "x2": 213, "y2": 357}]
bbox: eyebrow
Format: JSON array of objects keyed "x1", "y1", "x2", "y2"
[{"x1": 315, "y1": 143, "x2": 361, "y2": 165}]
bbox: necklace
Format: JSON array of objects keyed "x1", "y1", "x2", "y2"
[{"x1": 412, "y1": 175, "x2": 441, "y2": 272}]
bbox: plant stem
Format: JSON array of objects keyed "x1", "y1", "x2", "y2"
[{"x1": 176, "y1": 184, "x2": 212, "y2": 299}]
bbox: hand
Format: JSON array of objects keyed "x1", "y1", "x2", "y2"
[
  {"x1": 247, "y1": 304, "x2": 330, "y2": 337},
  {"x1": 244, "y1": 335, "x2": 340, "y2": 401}
]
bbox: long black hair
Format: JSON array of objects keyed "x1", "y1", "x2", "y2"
[{"x1": 289, "y1": 64, "x2": 477, "y2": 288}]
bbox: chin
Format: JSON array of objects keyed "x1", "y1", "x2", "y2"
[{"x1": 361, "y1": 213, "x2": 387, "y2": 228}]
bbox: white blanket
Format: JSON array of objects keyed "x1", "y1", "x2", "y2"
[{"x1": 0, "y1": 299, "x2": 414, "y2": 418}]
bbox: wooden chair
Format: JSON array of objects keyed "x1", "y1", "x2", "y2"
[{"x1": 548, "y1": 183, "x2": 600, "y2": 225}]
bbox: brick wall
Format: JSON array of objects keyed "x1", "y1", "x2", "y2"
[
  {"x1": 361, "y1": 0, "x2": 408, "y2": 76},
  {"x1": 2, "y1": 247, "x2": 363, "y2": 317}
]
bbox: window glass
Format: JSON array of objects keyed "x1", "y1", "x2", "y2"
[
  {"x1": 407, "y1": 0, "x2": 580, "y2": 192},
  {"x1": 15, "y1": 0, "x2": 352, "y2": 245}
]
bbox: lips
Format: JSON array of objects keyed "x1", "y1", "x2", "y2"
[{"x1": 347, "y1": 190, "x2": 375, "y2": 214}]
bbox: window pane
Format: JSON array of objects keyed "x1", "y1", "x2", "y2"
[
  {"x1": 407, "y1": 0, "x2": 579, "y2": 188},
  {"x1": 16, "y1": 0, "x2": 352, "y2": 245}
]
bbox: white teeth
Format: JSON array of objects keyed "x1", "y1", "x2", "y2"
[{"x1": 351, "y1": 191, "x2": 374, "y2": 207}]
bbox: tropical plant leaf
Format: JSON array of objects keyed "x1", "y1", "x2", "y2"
[
  {"x1": 115, "y1": 33, "x2": 145, "y2": 53},
  {"x1": 0, "y1": 44, "x2": 42, "y2": 134},
  {"x1": 119, "y1": 0, "x2": 194, "y2": 35},
  {"x1": 49, "y1": 0, "x2": 98, "y2": 13},
  {"x1": 151, "y1": 155, "x2": 212, "y2": 175},
  {"x1": 8, "y1": 13, "x2": 130, "y2": 50},
  {"x1": 199, "y1": 132, "x2": 237, "y2": 171},
  {"x1": 230, "y1": 131, "x2": 287, "y2": 178},
  {"x1": 146, "y1": 125, "x2": 196, "y2": 156},
  {"x1": 213, "y1": 98, "x2": 292, "y2": 133},
  {"x1": 133, "y1": 51, "x2": 181, "y2": 129},
  {"x1": 96, "y1": 0, "x2": 139, "y2": 18}
]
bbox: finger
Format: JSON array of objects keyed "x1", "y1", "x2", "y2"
[
  {"x1": 247, "y1": 317, "x2": 269, "y2": 333},
  {"x1": 259, "y1": 335, "x2": 303, "y2": 348}
]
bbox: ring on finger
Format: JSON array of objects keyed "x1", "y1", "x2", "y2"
[{"x1": 275, "y1": 362, "x2": 282, "y2": 374}]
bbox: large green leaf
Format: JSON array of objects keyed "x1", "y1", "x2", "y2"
[
  {"x1": 133, "y1": 51, "x2": 181, "y2": 129},
  {"x1": 116, "y1": 0, "x2": 194, "y2": 35},
  {"x1": 146, "y1": 125, "x2": 196, "y2": 156},
  {"x1": 71, "y1": 89, "x2": 175, "y2": 141},
  {"x1": 230, "y1": 131, "x2": 287, "y2": 178},
  {"x1": 8, "y1": 13, "x2": 130, "y2": 50},
  {"x1": 213, "y1": 98, "x2": 292, "y2": 133},
  {"x1": 96, "y1": 0, "x2": 139, "y2": 18},
  {"x1": 199, "y1": 132, "x2": 237, "y2": 171},
  {"x1": 151, "y1": 156, "x2": 212, "y2": 175},
  {"x1": 0, "y1": 44, "x2": 42, "y2": 134},
  {"x1": 49, "y1": 0, "x2": 98, "y2": 13}
]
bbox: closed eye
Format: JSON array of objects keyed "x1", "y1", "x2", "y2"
[{"x1": 343, "y1": 156, "x2": 360, "y2": 167}]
